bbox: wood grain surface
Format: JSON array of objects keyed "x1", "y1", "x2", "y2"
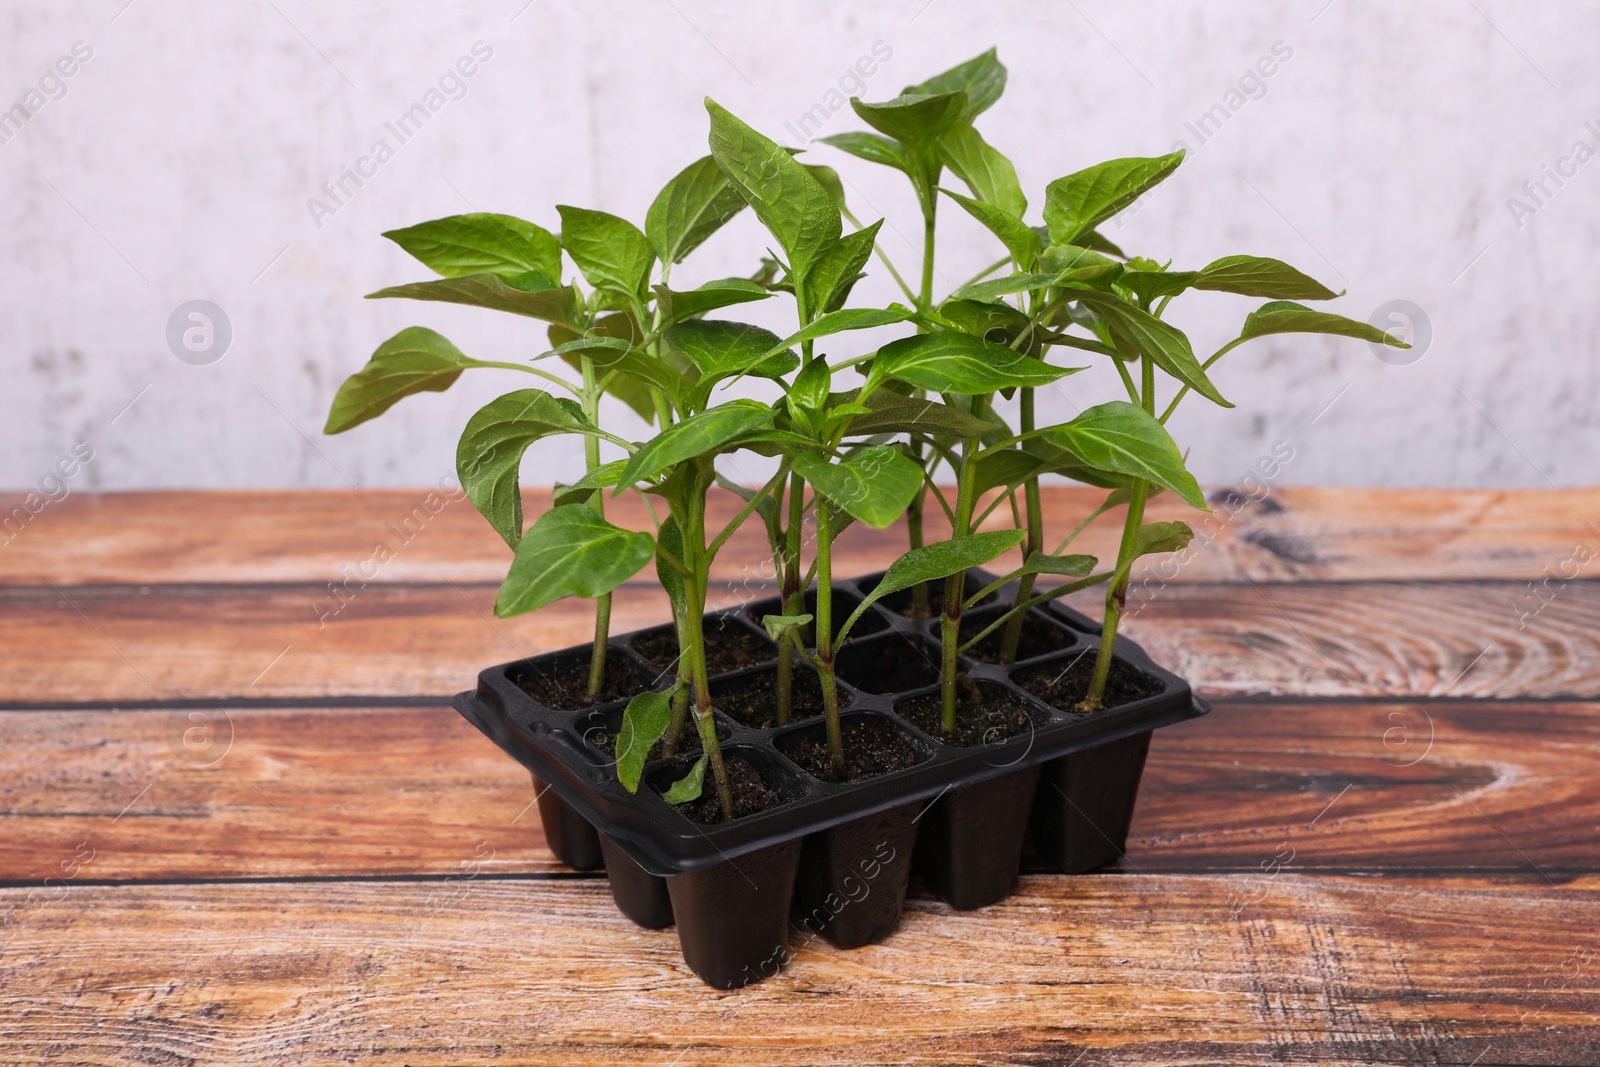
[{"x1": 3, "y1": 488, "x2": 1598, "y2": 1065}]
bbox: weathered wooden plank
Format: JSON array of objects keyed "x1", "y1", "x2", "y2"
[
  {"x1": 4, "y1": 486, "x2": 1597, "y2": 586},
  {"x1": 2, "y1": 701, "x2": 1592, "y2": 882},
  {"x1": 3, "y1": 578, "x2": 1597, "y2": 703},
  {"x1": 2, "y1": 876, "x2": 1596, "y2": 1065}
]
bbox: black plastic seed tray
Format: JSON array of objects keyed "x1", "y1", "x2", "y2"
[{"x1": 452, "y1": 567, "x2": 1209, "y2": 877}]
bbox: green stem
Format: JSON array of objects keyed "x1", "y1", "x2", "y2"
[
  {"x1": 999, "y1": 388, "x2": 1045, "y2": 663},
  {"x1": 580, "y1": 358, "x2": 610, "y2": 700},
  {"x1": 940, "y1": 430, "x2": 981, "y2": 735},
  {"x1": 813, "y1": 493, "x2": 846, "y2": 776},
  {"x1": 776, "y1": 470, "x2": 806, "y2": 725},
  {"x1": 918, "y1": 202, "x2": 937, "y2": 314},
  {"x1": 682, "y1": 476, "x2": 733, "y2": 818}
]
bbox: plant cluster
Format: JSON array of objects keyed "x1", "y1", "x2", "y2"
[{"x1": 325, "y1": 49, "x2": 1404, "y2": 820}]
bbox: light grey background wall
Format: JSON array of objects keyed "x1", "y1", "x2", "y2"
[{"x1": 2, "y1": 1, "x2": 1595, "y2": 493}]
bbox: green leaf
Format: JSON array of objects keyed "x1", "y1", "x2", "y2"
[
  {"x1": 936, "y1": 123, "x2": 1025, "y2": 217},
  {"x1": 1037, "y1": 243, "x2": 1124, "y2": 286},
  {"x1": 661, "y1": 753, "x2": 707, "y2": 804},
  {"x1": 617, "y1": 688, "x2": 675, "y2": 793},
  {"x1": 866, "y1": 332, "x2": 1078, "y2": 396},
  {"x1": 1023, "y1": 438, "x2": 1137, "y2": 491},
  {"x1": 706, "y1": 98, "x2": 842, "y2": 285},
  {"x1": 833, "y1": 388, "x2": 998, "y2": 438},
  {"x1": 646, "y1": 155, "x2": 748, "y2": 265},
  {"x1": 819, "y1": 132, "x2": 911, "y2": 174},
  {"x1": 1132, "y1": 520, "x2": 1193, "y2": 558},
  {"x1": 1239, "y1": 300, "x2": 1410, "y2": 347},
  {"x1": 366, "y1": 273, "x2": 582, "y2": 325},
  {"x1": 803, "y1": 163, "x2": 849, "y2": 215},
  {"x1": 940, "y1": 188, "x2": 1040, "y2": 268},
  {"x1": 972, "y1": 447, "x2": 1046, "y2": 496},
  {"x1": 843, "y1": 529, "x2": 1026, "y2": 636},
  {"x1": 382, "y1": 214, "x2": 561, "y2": 281},
  {"x1": 788, "y1": 358, "x2": 832, "y2": 414},
  {"x1": 652, "y1": 278, "x2": 771, "y2": 324},
  {"x1": 938, "y1": 298, "x2": 1032, "y2": 342},
  {"x1": 1080, "y1": 229, "x2": 1128, "y2": 258},
  {"x1": 666, "y1": 320, "x2": 799, "y2": 410},
  {"x1": 760, "y1": 613, "x2": 813, "y2": 641},
  {"x1": 1019, "y1": 551, "x2": 1097, "y2": 578},
  {"x1": 557, "y1": 205, "x2": 654, "y2": 298},
  {"x1": 904, "y1": 47, "x2": 1007, "y2": 120},
  {"x1": 553, "y1": 458, "x2": 629, "y2": 507},
  {"x1": 548, "y1": 314, "x2": 658, "y2": 424},
  {"x1": 793, "y1": 445, "x2": 921, "y2": 529},
  {"x1": 805, "y1": 221, "x2": 883, "y2": 314},
  {"x1": 849, "y1": 91, "x2": 968, "y2": 152},
  {"x1": 1043, "y1": 152, "x2": 1185, "y2": 245},
  {"x1": 614, "y1": 400, "x2": 774, "y2": 489},
  {"x1": 1071, "y1": 292, "x2": 1231, "y2": 407},
  {"x1": 456, "y1": 390, "x2": 597, "y2": 547},
  {"x1": 1193, "y1": 255, "x2": 1339, "y2": 300},
  {"x1": 948, "y1": 270, "x2": 1060, "y2": 302},
  {"x1": 767, "y1": 305, "x2": 914, "y2": 357},
  {"x1": 325, "y1": 327, "x2": 482, "y2": 434},
  {"x1": 1044, "y1": 402, "x2": 1206, "y2": 510},
  {"x1": 655, "y1": 514, "x2": 688, "y2": 621},
  {"x1": 495, "y1": 505, "x2": 655, "y2": 617},
  {"x1": 1117, "y1": 267, "x2": 1203, "y2": 303}
]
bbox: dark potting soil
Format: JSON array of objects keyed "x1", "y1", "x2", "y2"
[
  {"x1": 513, "y1": 650, "x2": 640, "y2": 710},
  {"x1": 880, "y1": 577, "x2": 997, "y2": 619},
  {"x1": 1013, "y1": 650, "x2": 1164, "y2": 711},
  {"x1": 896, "y1": 684, "x2": 1040, "y2": 749},
  {"x1": 962, "y1": 608, "x2": 1078, "y2": 664},
  {"x1": 631, "y1": 625, "x2": 776, "y2": 677},
  {"x1": 715, "y1": 667, "x2": 845, "y2": 729},
  {"x1": 836, "y1": 635, "x2": 941, "y2": 694},
  {"x1": 783, "y1": 719, "x2": 923, "y2": 784},
  {"x1": 673, "y1": 756, "x2": 787, "y2": 825}
]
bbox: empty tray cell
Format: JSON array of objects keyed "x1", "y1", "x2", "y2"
[{"x1": 834, "y1": 631, "x2": 943, "y2": 695}]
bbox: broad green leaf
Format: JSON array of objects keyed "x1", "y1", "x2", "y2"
[
  {"x1": 1045, "y1": 402, "x2": 1206, "y2": 509},
  {"x1": 456, "y1": 389, "x2": 597, "y2": 547},
  {"x1": 1038, "y1": 243, "x2": 1124, "y2": 286},
  {"x1": 1194, "y1": 255, "x2": 1339, "y2": 300},
  {"x1": 1024, "y1": 438, "x2": 1137, "y2": 490},
  {"x1": 805, "y1": 221, "x2": 882, "y2": 314},
  {"x1": 617, "y1": 689, "x2": 674, "y2": 793},
  {"x1": 1118, "y1": 267, "x2": 1202, "y2": 303},
  {"x1": 788, "y1": 358, "x2": 832, "y2": 414},
  {"x1": 760, "y1": 613, "x2": 813, "y2": 641},
  {"x1": 936, "y1": 123, "x2": 1025, "y2": 217},
  {"x1": 819, "y1": 131, "x2": 911, "y2": 174},
  {"x1": 938, "y1": 298, "x2": 1032, "y2": 343},
  {"x1": 766, "y1": 305, "x2": 914, "y2": 357},
  {"x1": 972, "y1": 447, "x2": 1046, "y2": 496},
  {"x1": 614, "y1": 400, "x2": 774, "y2": 488},
  {"x1": 803, "y1": 163, "x2": 849, "y2": 215},
  {"x1": 666, "y1": 320, "x2": 799, "y2": 409},
  {"x1": 940, "y1": 188, "x2": 1040, "y2": 268},
  {"x1": 948, "y1": 270, "x2": 1060, "y2": 303},
  {"x1": 367, "y1": 273, "x2": 581, "y2": 325},
  {"x1": 1018, "y1": 551, "x2": 1098, "y2": 577},
  {"x1": 645, "y1": 155, "x2": 747, "y2": 265},
  {"x1": 866, "y1": 332, "x2": 1078, "y2": 396},
  {"x1": 553, "y1": 458, "x2": 629, "y2": 507},
  {"x1": 706, "y1": 99, "x2": 842, "y2": 285},
  {"x1": 1071, "y1": 292, "x2": 1231, "y2": 407},
  {"x1": 842, "y1": 529, "x2": 1026, "y2": 637},
  {"x1": 904, "y1": 47, "x2": 1007, "y2": 120},
  {"x1": 325, "y1": 327, "x2": 481, "y2": 434},
  {"x1": 1239, "y1": 300, "x2": 1410, "y2": 347},
  {"x1": 1080, "y1": 228, "x2": 1128, "y2": 258},
  {"x1": 833, "y1": 388, "x2": 998, "y2": 438},
  {"x1": 661, "y1": 753, "x2": 706, "y2": 804},
  {"x1": 655, "y1": 514, "x2": 688, "y2": 622},
  {"x1": 793, "y1": 445, "x2": 921, "y2": 529},
  {"x1": 557, "y1": 205, "x2": 654, "y2": 298},
  {"x1": 1132, "y1": 520, "x2": 1193, "y2": 558},
  {"x1": 653, "y1": 278, "x2": 770, "y2": 324},
  {"x1": 849, "y1": 91, "x2": 968, "y2": 152},
  {"x1": 382, "y1": 214, "x2": 561, "y2": 281},
  {"x1": 495, "y1": 505, "x2": 655, "y2": 617},
  {"x1": 1043, "y1": 152, "x2": 1185, "y2": 245}
]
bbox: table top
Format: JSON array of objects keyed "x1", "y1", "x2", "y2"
[{"x1": 2, "y1": 486, "x2": 1597, "y2": 1065}]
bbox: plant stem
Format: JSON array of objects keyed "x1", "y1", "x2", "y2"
[
  {"x1": 940, "y1": 431, "x2": 981, "y2": 735},
  {"x1": 999, "y1": 388, "x2": 1045, "y2": 663},
  {"x1": 660, "y1": 602, "x2": 692, "y2": 757},
  {"x1": 580, "y1": 357, "x2": 611, "y2": 699},
  {"x1": 776, "y1": 470, "x2": 805, "y2": 725},
  {"x1": 813, "y1": 494, "x2": 846, "y2": 776},
  {"x1": 682, "y1": 474, "x2": 734, "y2": 818}
]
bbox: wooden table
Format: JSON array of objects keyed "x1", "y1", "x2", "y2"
[{"x1": 3, "y1": 486, "x2": 1597, "y2": 1065}]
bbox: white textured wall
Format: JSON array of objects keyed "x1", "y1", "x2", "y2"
[{"x1": 3, "y1": 0, "x2": 1596, "y2": 492}]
